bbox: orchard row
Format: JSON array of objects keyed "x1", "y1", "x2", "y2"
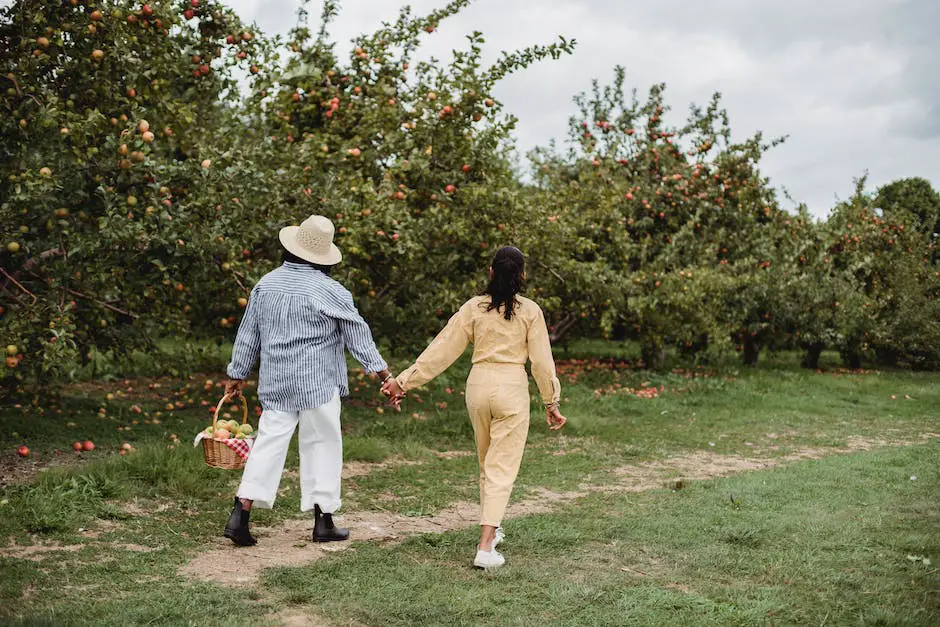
[{"x1": 2, "y1": 0, "x2": 938, "y2": 392}]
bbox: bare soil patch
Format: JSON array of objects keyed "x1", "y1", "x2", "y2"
[
  {"x1": 342, "y1": 457, "x2": 422, "y2": 479},
  {"x1": 180, "y1": 432, "x2": 940, "y2": 587},
  {"x1": 180, "y1": 500, "x2": 480, "y2": 586},
  {"x1": 0, "y1": 540, "x2": 83, "y2": 561},
  {"x1": 268, "y1": 607, "x2": 337, "y2": 627},
  {"x1": 432, "y1": 450, "x2": 474, "y2": 460}
]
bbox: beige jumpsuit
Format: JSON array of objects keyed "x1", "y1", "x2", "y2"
[{"x1": 396, "y1": 295, "x2": 561, "y2": 527}]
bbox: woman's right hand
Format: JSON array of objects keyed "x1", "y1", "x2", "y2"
[{"x1": 546, "y1": 405, "x2": 566, "y2": 431}]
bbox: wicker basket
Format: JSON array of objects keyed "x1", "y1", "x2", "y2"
[{"x1": 202, "y1": 393, "x2": 251, "y2": 470}]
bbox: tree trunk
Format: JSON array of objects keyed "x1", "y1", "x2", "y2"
[
  {"x1": 874, "y1": 346, "x2": 898, "y2": 367},
  {"x1": 801, "y1": 342, "x2": 824, "y2": 369},
  {"x1": 641, "y1": 340, "x2": 665, "y2": 370},
  {"x1": 840, "y1": 345, "x2": 862, "y2": 370},
  {"x1": 742, "y1": 334, "x2": 760, "y2": 366}
]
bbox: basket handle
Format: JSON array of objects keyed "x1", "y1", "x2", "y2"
[{"x1": 212, "y1": 393, "x2": 249, "y2": 431}]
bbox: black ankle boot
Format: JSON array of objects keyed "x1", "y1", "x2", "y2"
[
  {"x1": 312, "y1": 504, "x2": 349, "y2": 542},
  {"x1": 224, "y1": 497, "x2": 257, "y2": 547}
]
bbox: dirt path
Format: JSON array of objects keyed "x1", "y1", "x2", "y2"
[{"x1": 180, "y1": 433, "x2": 940, "y2": 589}]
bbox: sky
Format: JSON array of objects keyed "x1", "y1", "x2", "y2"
[{"x1": 215, "y1": 0, "x2": 938, "y2": 217}]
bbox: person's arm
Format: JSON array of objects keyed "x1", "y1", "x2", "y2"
[
  {"x1": 328, "y1": 288, "x2": 389, "y2": 375},
  {"x1": 527, "y1": 304, "x2": 562, "y2": 407},
  {"x1": 395, "y1": 301, "x2": 474, "y2": 392},
  {"x1": 527, "y1": 305, "x2": 566, "y2": 430},
  {"x1": 226, "y1": 290, "x2": 262, "y2": 397}
]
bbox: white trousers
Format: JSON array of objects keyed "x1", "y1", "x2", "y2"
[{"x1": 236, "y1": 391, "x2": 342, "y2": 513}]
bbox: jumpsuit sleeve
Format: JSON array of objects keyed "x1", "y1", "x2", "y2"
[
  {"x1": 396, "y1": 300, "x2": 474, "y2": 391},
  {"x1": 527, "y1": 304, "x2": 562, "y2": 405}
]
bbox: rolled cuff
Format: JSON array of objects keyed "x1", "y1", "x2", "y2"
[
  {"x1": 362, "y1": 357, "x2": 389, "y2": 374},
  {"x1": 226, "y1": 362, "x2": 250, "y2": 381},
  {"x1": 395, "y1": 365, "x2": 417, "y2": 392},
  {"x1": 539, "y1": 376, "x2": 562, "y2": 405}
]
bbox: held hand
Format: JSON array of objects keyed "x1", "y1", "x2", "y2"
[
  {"x1": 225, "y1": 379, "x2": 244, "y2": 400},
  {"x1": 381, "y1": 377, "x2": 406, "y2": 412},
  {"x1": 546, "y1": 405, "x2": 566, "y2": 431}
]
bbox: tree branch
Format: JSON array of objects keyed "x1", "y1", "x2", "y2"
[
  {"x1": 66, "y1": 289, "x2": 139, "y2": 319},
  {"x1": 0, "y1": 266, "x2": 37, "y2": 304},
  {"x1": 549, "y1": 313, "x2": 577, "y2": 344},
  {"x1": 536, "y1": 260, "x2": 566, "y2": 284},
  {"x1": 230, "y1": 270, "x2": 251, "y2": 294}
]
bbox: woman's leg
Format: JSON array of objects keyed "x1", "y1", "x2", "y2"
[
  {"x1": 478, "y1": 377, "x2": 531, "y2": 542},
  {"x1": 466, "y1": 378, "x2": 496, "y2": 551}
]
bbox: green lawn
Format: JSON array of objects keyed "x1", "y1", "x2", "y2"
[{"x1": 0, "y1": 345, "x2": 938, "y2": 625}]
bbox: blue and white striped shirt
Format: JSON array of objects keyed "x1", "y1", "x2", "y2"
[{"x1": 227, "y1": 262, "x2": 388, "y2": 411}]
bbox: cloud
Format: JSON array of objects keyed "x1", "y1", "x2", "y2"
[{"x1": 219, "y1": 0, "x2": 939, "y2": 217}]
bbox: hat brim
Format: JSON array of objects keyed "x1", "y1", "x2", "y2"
[{"x1": 278, "y1": 226, "x2": 342, "y2": 266}]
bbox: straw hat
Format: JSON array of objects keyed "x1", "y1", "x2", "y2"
[{"x1": 278, "y1": 215, "x2": 342, "y2": 266}]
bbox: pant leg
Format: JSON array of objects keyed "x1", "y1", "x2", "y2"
[
  {"x1": 297, "y1": 390, "x2": 343, "y2": 513},
  {"x1": 236, "y1": 409, "x2": 299, "y2": 509},
  {"x1": 479, "y1": 368, "x2": 531, "y2": 527},
  {"x1": 465, "y1": 373, "x2": 493, "y2": 520}
]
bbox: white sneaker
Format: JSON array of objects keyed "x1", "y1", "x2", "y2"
[
  {"x1": 494, "y1": 527, "x2": 505, "y2": 547},
  {"x1": 474, "y1": 548, "x2": 506, "y2": 569}
]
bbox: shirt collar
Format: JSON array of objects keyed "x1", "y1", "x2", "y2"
[{"x1": 283, "y1": 261, "x2": 313, "y2": 270}]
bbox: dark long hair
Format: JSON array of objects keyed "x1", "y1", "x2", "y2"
[{"x1": 482, "y1": 246, "x2": 525, "y2": 320}]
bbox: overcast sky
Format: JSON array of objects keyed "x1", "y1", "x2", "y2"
[{"x1": 217, "y1": 0, "x2": 939, "y2": 217}]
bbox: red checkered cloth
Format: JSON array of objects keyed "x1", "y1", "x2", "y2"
[{"x1": 193, "y1": 433, "x2": 255, "y2": 461}]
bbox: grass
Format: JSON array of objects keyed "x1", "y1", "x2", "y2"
[
  {"x1": 0, "y1": 342, "x2": 938, "y2": 625},
  {"x1": 264, "y1": 443, "x2": 940, "y2": 626}
]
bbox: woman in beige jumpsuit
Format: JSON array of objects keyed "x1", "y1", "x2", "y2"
[{"x1": 383, "y1": 246, "x2": 566, "y2": 569}]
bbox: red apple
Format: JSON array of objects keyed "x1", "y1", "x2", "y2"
[
  {"x1": 445, "y1": 184, "x2": 456, "y2": 193},
  {"x1": 183, "y1": 9, "x2": 194, "y2": 19},
  {"x1": 82, "y1": 440, "x2": 95, "y2": 451},
  {"x1": 17, "y1": 445, "x2": 29, "y2": 457},
  {"x1": 142, "y1": 4, "x2": 153, "y2": 16},
  {"x1": 226, "y1": 34, "x2": 235, "y2": 44},
  {"x1": 72, "y1": 441, "x2": 82, "y2": 451},
  {"x1": 90, "y1": 10, "x2": 102, "y2": 21}
]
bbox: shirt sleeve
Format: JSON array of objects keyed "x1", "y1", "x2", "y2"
[
  {"x1": 527, "y1": 304, "x2": 561, "y2": 405},
  {"x1": 227, "y1": 289, "x2": 262, "y2": 380},
  {"x1": 328, "y1": 287, "x2": 388, "y2": 373},
  {"x1": 396, "y1": 300, "x2": 474, "y2": 391}
]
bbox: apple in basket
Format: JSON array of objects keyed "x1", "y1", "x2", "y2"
[{"x1": 213, "y1": 428, "x2": 231, "y2": 440}]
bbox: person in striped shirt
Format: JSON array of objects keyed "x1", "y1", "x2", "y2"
[{"x1": 222, "y1": 215, "x2": 395, "y2": 547}]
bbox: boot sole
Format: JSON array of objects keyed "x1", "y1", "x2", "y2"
[
  {"x1": 224, "y1": 528, "x2": 257, "y2": 547},
  {"x1": 312, "y1": 535, "x2": 349, "y2": 543}
]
